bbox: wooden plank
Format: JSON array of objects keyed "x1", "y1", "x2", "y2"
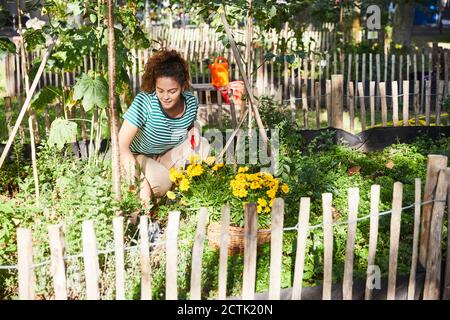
[
  {"x1": 315, "y1": 81, "x2": 320, "y2": 129},
  {"x1": 387, "y1": 182, "x2": 403, "y2": 300},
  {"x1": 399, "y1": 55, "x2": 403, "y2": 94},
  {"x1": 348, "y1": 81, "x2": 355, "y2": 133},
  {"x1": 379, "y1": 82, "x2": 387, "y2": 127},
  {"x1": 269, "y1": 198, "x2": 285, "y2": 300},
  {"x1": 369, "y1": 53, "x2": 373, "y2": 82},
  {"x1": 355, "y1": 54, "x2": 360, "y2": 110},
  {"x1": 48, "y1": 224, "x2": 67, "y2": 300},
  {"x1": 82, "y1": 220, "x2": 100, "y2": 300},
  {"x1": 436, "y1": 80, "x2": 444, "y2": 126},
  {"x1": 384, "y1": 53, "x2": 388, "y2": 83},
  {"x1": 369, "y1": 81, "x2": 375, "y2": 127},
  {"x1": 331, "y1": 75, "x2": 343, "y2": 129},
  {"x1": 218, "y1": 205, "x2": 230, "y2": 300},
  {"x1": 407, "y1": 54, "x2": 411, "y2": 81},
  {"x1": 139, "y1": 215, "x2": 151, "y2": 300},
  {"x1": 391, "y1": 54, "x2": 396, "y2": 82},
  {"x1": 322, "y1": 193, "x2": 333, "y2": 300},
  {"x1": 113, "y1": 217, "x2": 125, "y2": 300},
  {"x1": 365, "y1": 185, "x2": 380, "y2": 300},
  {"x1": 425, "y1": 80, "x2": 431, "y2": 126},
  {"x1": 343, "y1": 188, "x2": 359, "y2": 300},
  {"x1": 166, "y1": 211, "x2": 181, "y2": 300},
  {"x1": 190, "y1": 207, "x2": 208, "y2": 300},
  {"x1": 407, "y1": 179, "x2": 422, "y2": 300},
  {"x1": 403, "y1": 80, "x2": 409, "y2": 126},
  {"x1": 302, "y1": 82, "x2": 308, "y2": 129},
  {"x1": 326, "y1": 80, "x2": 332, "y2": 126},
  {"x1": 376, "y1": 54, "x2": 381, "y2": 111},
  {"x1": 444, "y1": 173, "x2": 450, "y2": 300},
  {"x1": 423, "y1": 168, "x2": 450, "y2": 299},
  {"x1": 17, "y1": 228, "x2": 35, "y2": 300},
  {"x1": 358, "y1": 82, "x2": 366, "y2": 131},
  {"x1": 242, "y1": 203, "x2": 258, "y2": 300},
  {"x1": 414, "y1": 80, "x2": 420, "y2": 125},
  {"x1": 419, "y1": 155, "x2": 448, "y2": 267},
  {"x1": 391, "y1": 81, "x2": 399, "y2": 127},
  {"x1": 292, "y1": 197, "x2": 311, "y2": 300}
]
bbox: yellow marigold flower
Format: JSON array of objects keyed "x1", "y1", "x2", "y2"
[
  {"x1": 205, "y1": 156, "x2": 216, "y2": 166},
  {"x1": 238, "y1": 166, "x2": 249, "y2": 173},
  {"x1": 257, "y1": 198, "x2": 267, "y2": 207},
  {"x1": 179, "y1": 178, "x2": 190, "y2": 192},
  {"x1": 267, "y1": 188, "x2": 277, "y2": 199},
  {"x1": 281, "y1": 183, "x2": 289, "y2": 194},
  {"x1": 232, "y1": 188, "x2": 248, "y2": 198},
  {"x1": 166, "y1": 191, "x2": 176, "y2": 200},
  {"x1": 264, "y1": 207, "x2": 271, "y2": 213},
  {"x1": 257, "y1": 205, "x2": 263, "y2": 213},
  {"x1": 169, "y1": 168, "x2": 183, "y2": 183},
  {"x1": 187, "y1": 164, "x2": 204, "y2": 178},
  {"x1": 250, "y1": 181, "x2": 262, "y2": 189},
  {"x1": 212, "y1": 163, "x2": 224, "y2": 171}
]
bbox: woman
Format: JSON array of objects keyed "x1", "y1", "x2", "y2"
[{"x1": 119, "y1": 49, "x2": 210, "y2": 207}]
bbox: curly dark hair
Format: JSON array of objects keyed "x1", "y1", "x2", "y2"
[{"x1": 141, "y1": 49, "x2": 191, "y2": 93}]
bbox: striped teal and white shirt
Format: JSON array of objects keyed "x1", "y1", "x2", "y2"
[{"x1": 123, "y1": 91, "x2": 198, "y2": 155}]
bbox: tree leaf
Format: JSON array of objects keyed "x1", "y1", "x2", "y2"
[
  {"x1": 73, "y1": 73, "x2": 108, "y2": 111},
  {"x1": 0, "y1": 37, "x2": 16, "y2": 59},
  {"x1": 31, "y1": 86, "x2": 62, "y2": 112},
  {"x1": 48, "y1": 118, "x2": 78, "y2": 150}
]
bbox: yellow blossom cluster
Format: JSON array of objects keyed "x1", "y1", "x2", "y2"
[
  {"x1": 230, "y1": 168, "x2": 290, "y2": 214},
  {"x1": 166, "y1": 154, "x2": 223, "y2": 198}
]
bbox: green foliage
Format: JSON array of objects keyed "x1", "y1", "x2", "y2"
[
  {"x1": 30, "y1": 86, "x2": 63, "y2": 112},
  {"x1": 73, "y1": 72, "x2": 108, "y2": 111},
  {"x1": 48, "y1": 118, "x2": 78, "y2": 150},
  {"x1": 0, "y1": 38, "x2": 16, "y2": 59}
]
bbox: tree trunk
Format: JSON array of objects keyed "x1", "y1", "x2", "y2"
[
  {"x1": 107, "y1": 0, "x2": 122, "y2": 201},
  {"x1": 392, "y1": 1, "x2": 416, "y2": 46}
]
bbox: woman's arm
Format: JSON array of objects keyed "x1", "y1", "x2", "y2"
[{"x1": 118, "y1": 120, "x2": 139, "y2": 185}]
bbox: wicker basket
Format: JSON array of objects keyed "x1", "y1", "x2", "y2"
[{"x1": 207, "y1": 222, "x2": 271, "y2": 255}]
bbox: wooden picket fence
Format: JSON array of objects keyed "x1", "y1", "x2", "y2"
[{"x1": 12, "y1": 155, "x2": 450, "y2": 300}]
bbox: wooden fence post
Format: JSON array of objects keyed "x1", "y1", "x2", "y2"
[
  {"x1": 82, "y1": 220, "x2": 100, "y2": 300},
  {"x1": 343, "y1": 188, "x2": 359, "y2": 300},
  {"x1": 17, "y1": 228, "x2": 35, "y2": 300},
  {"x1": 113, "y1": 217, "x2": 125, "y2": 300},
  {"x1": 391, "y1": 81, "x2": 399, "y2": 127},
  {"x1": 48, "y1": 224, "x2": 68, "y2": 300},
  {"x1": 403, "y1": 80, "x2": 409, "y2": 126},
  {"x1": 423, "y1": 168, "x2": 450, "y2": 299},
  {"x1": 166, "y1": 211, "x2": 181, "y2": 300},
  {"x1": 218, "y1": 205, "x2": 230, "y2": 300},
  {"x1": 331, "y1": 75, "x2": 343, "y2": 129},
  {"x1": 387, "y1": 182, "x2": 403, "y2": 300},
  {"x1": 322, "y1": 193, "x2": 333, "y2": 300},
  {"x1": 365, "y1": 185, "x2": 380, "y2": 300},
  {"x1": 139, "y1": 215, "x2": 151, "y2": 300},
  {"x1": 443, "y1": 176, "x2": 450, "y2": 300},
  {"x1": 190, "y1": 207, "x2": 208, "y2": 300},
  {"x1": 358, "y1": 82, "x2": 366, "y2": 131},
  {"x1": 407, "y1": 179, "x2": 422, "y2": 300},
  {"x1": 419, "y1": 155, "x2": 448, "y2": 267},
  {"x1": 269, "y1": 198, "x2": 284, "y2": 300},
  {"x1": 242, "y1": 203, "x2": 258, "y2": 300},
  {"x1": 292, "y1": 197, "x2": 311, "y2": 300},
  {"x1": 379, "y1": 82, "x2": 387, "y2": 127}
]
